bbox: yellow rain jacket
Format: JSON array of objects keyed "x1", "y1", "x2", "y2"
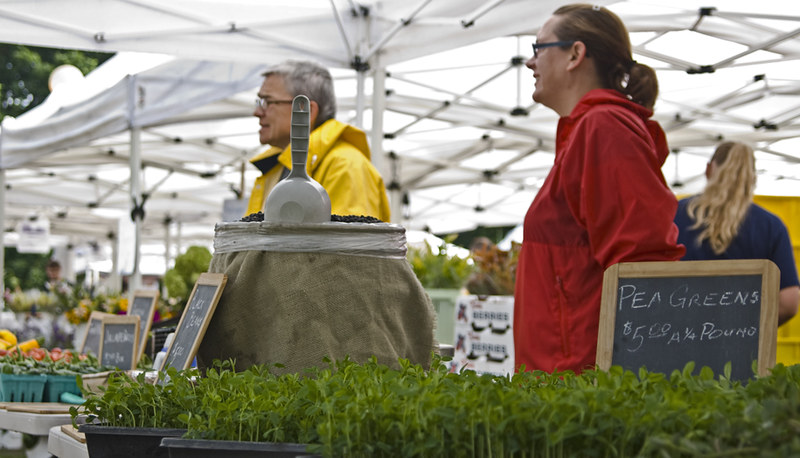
[{"x1": 246, "y1": 118, "x2": 391, "y2": 222}]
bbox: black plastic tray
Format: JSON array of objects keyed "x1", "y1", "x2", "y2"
[
  {"x1": 79, "y1": 424, "x2": 186, "y2": 458},
  {"x1": 160, "y1": 437, "x2": 320, "y2": 458}
]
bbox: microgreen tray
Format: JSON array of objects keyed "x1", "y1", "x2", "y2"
[{"x1": 0, "y1": 373, "x2": 47, "y2": 402}]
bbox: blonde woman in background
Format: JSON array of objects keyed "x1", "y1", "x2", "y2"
[{"x1": 674, "y1": 141, "x2": 800, "y2": 325}]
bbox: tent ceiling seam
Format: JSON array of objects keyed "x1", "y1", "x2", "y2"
[
  {"x1": 121, "y1": 0, "x2": 216, "y2": 25},
  {"x1": 0, "y1": 7, "x2": 96, "y2": 37},
  {"x1": 363, "y1": 0, "x2": 434, "y2": 62}
]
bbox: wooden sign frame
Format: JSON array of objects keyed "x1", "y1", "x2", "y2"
[
  {"x1": 596, "y1": 259, "x2": 778, "y2": 377},
  {"x1": 127, "y1": 289, "x2": 159, "y2": 364},
  {"x1": 98, "y1": 314, "x2": 141, "y2": 371},
  {"x1": 161, "y1": 272, "x2": 227, "y2": 373},
  {"x1": 97, "y1": 314, "x2": 141, "y2": 370},
  {"x1": 80, "y1": 311, "x2": 115, "y2": 356}
]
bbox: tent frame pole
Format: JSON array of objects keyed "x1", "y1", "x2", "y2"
[
  {"x1": 370, "y1": 60, "x2": 399, "y2": 223},
  {"x1": 128, "y1": 75, "x2": 143, "y2": 295},
  {"x1": 0, "y1": 170, "x2": 5, "y2": 304}
]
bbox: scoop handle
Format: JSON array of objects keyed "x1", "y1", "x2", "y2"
[{"x1": 289, "y1": 95, "x2": 311, "y2": 176}]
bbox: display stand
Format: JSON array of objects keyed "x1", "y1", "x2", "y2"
[
  {"x1": 0, "y1": 403, "x2": 87, "y2": 458},
  {"x1": 0, "y1": 403, "x2": 74, "y2": 435},
  {"x1": 47, "y1": 425, "x2": 89, "y2": 458},
  {"x1": 161, "y1": 272, "x2": 226, "y2": 374},
  {"x1": 128, "y1": 289, "x2": 159, "y2": 363}
]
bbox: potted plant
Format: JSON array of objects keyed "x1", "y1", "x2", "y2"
[
  {"x1": 464, "y1": 241, "x2": 520, "y2": 297},
  {"x1": 159, "y1": 362, "x2": 321, "y2": 457},
  {"x1": 75, "y1": 361, "x2": 321, "y2": 458},
  {"x1": 75, "y1": 369, "x2": 195, "y2": 458},
  {"x1": 407, "y1": 236, "x2": 474, "y2": 345},
  {"x1": 167, "y1": 357, "x2": 800, "y2": 457},
  {"x1": 71, "y1": 352, "x2": 800, "y2": 456}
]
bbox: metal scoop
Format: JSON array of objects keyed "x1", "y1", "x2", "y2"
[{"x1": 264, "y1": 95, "x2": 331, "y2": 223}]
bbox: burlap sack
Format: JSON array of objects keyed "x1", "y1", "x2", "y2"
[{"x1": 197, "y1": 221, "x2": 437, "y2": 374}]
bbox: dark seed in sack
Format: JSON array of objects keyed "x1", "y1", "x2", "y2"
[
  {"x1": 239, "y1": 212, "x2": 381, "y2": 224},
  {"x1": 240, "y1": 211, "x2": 265, "y2": 222},
  {"x1": 330, "y1": 214, "x2": 383, "y2": 223}
]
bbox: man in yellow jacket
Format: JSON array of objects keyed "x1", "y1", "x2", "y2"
[{"x1": 247, "y1": 60, "x2": 391, "y2": 222}]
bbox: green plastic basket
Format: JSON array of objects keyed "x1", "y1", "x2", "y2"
[
  {"x1": 43, "y1": 374, "x2": 82, "y2": 402},
  {"x1": 0, "y1": 373, "x2": 47, "y2": 402}
]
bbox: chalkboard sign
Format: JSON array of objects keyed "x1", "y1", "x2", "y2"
[
  {"x1": 161, "y1": 272, "x2": 227, "y2": 374},
  {"x1": 127, "y1": 289, "x2": 159, "y2": 363},
  {"x1": 80, "y1": 311, "x2": 114, "y2": 357},
  {"x1": 99, "y1": 315, "x2": 140, "y2": 371},
  {"x1": 597, "y1": 260, "x2": 778, "y2": 381}
]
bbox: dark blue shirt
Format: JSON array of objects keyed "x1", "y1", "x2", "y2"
[{"x1": 674, "y1": 197, "x2": 800, "y2": 289}]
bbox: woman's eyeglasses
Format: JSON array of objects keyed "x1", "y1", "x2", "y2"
[{"x1": 531, "y1": 41, "x2": 575, "y2": 58}]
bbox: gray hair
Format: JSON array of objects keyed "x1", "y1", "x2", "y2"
[{"x1": 263, "y1": 60, "x2": 337, "y2": 128}]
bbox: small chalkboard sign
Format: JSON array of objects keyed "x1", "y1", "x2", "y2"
[
  {"x1": 161, "y1": 272, "x2": 227, "y2": 374},
  {"x1": 596, "y1": 259, "x2": 778, "y2": 381},
  {"x1": 99, "y1": 315, "x2": 140, "y2": 371},
  {"x1": 80, "y1": 311, "x2": 114, "y2": 357},
  {"x1": 127, "y1": 290, "x2": 159, "y2": 363}
]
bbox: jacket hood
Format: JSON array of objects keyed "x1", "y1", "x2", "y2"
[
  {"x1": 248, "y1": 119, "x2": 371, "y2": 174},
  {"x1": 249, "y1": 146, "x2": 283, "y2": 174},
  {"x1": 570, "y1": 89, "x2": 670, "y2": 166},
  {"x1": 278, "y1": 118, "x2": 370, "y2": 173}
]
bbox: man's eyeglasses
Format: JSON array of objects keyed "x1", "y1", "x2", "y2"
[
  {"x1": 531, "y1": 41, "x2": 575, "y2": 58},
  {"x1": 255, "y1": 97, "x2": 293, "y2": 110}
]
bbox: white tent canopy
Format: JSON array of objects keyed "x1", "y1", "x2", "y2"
[
  {"x1": 0, "y1": 0, "x2": 549, "y2": 68},
  {"x1": 0, "y1": 53, "x2": 269, "y2": 285},
  {"x1": 0, "y1": 0, "x2": 800, "y2": 283},
  {"x1": 1, "y1": 54, "x2": 266, "y2": 168},
  {"x1": 0, "y1": 0, "x2": 564, "y2": 287}
]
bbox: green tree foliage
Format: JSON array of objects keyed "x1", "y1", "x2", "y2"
[
  {"x1": 0, "y1": 44, "x2": 113, "y2": 121},
  {"x1": 164, "y1": 246, "x2": 213, "y2": 309},
  {"x1": 0, "y1": 45, "x2": 112, "y2": 293},
  {"x1": 3, "y1": 247, "x2": 52, "y2": 291},
  {"x1": 450, "y1": 225, "x2": 516, "y2": 250}
]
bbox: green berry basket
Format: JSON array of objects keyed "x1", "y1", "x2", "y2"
[
  {"x1": 43, "y1": 374, "x2": 82, "y2": 402},
  {"x1": 0, "y1": 373, "x2": 47, "y2": 402}
]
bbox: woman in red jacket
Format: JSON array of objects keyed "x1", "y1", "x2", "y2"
[{"x1": 515, "y1": 4, "x2": 685, "y2": 374}]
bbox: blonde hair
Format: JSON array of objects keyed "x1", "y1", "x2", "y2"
[{"x1": 686, "y1": 141, "x2": 757, "y2": 254}]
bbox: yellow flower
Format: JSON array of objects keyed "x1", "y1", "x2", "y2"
[
  {"x1": 119, "y1": 298, "x2": 128, "y2": 312},
  {"x1": 65, "y1": 303, "x2": 91, "y2": 324}
]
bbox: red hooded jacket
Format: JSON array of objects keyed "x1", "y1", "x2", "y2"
[{"x1": 514, "y1": 89, "x2": 685, "y2": 374}]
